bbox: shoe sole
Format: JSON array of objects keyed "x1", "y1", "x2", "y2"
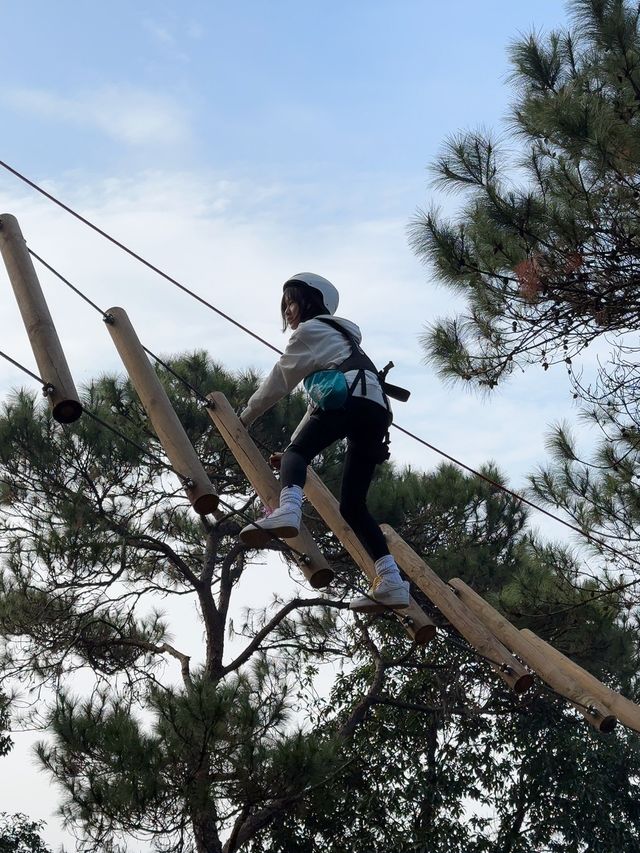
[
  {"x1": 240, "y1": 524, "x2": 299, "y2": 549},
  {"x1": 349, "y1": 598, "x2": 410, "y2": 613},
  {"x1": 349, "y1": 600, "x2": 386, "y2": 613}
]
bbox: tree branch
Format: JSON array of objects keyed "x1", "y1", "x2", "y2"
[{"x1": 222, "y1": 598, "x2": 349, "y2": 675}]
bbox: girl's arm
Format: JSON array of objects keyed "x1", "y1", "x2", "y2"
[{"x1": 240, "y1": 330, "x2": 320, "y2": 427}]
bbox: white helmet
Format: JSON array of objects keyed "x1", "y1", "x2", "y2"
[{"x1": 283, "y1": 272, "x2": 339, "y2": 315}]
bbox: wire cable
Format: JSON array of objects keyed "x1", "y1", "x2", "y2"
[
  {"x1": 2, "y1": 164, "x2": 639, "y2": 571},
  {"x1": 0, "y1": 349, "x2": 48, "y2": 387},
  {"x1": 28, "y1": 249, "x2": 106, "y2": 317},
  {"x1": 391, "y1": 423, "x2": 640, "y2": 567},
  {"x1": 82, "y1": 408, "x2": 178, "y2": 475},
  {"x1": 0, "y1": 343, "x2": 323, "y2": 573},
  {"x1": 0, "y1": 348, "x2": 186, "y2": 479},
  {"x1": 21, "y1": 248, "x2": 640, "y2": 574},
  {"x1": 1, "y1": 349, "x2": 636, "y2": 732},
  {"x1": 29, "y1": 248, "x2": 212, "y2": 404},
  {"x1": 0, "y1": 160, "x2": 282, "y2": 354}
]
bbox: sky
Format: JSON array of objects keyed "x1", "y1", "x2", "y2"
[{"x1": 0, "y1": 1, "x2": 598, "y2": 849}]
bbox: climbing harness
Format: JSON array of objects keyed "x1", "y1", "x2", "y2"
[{"x1": 309, "y1": 316, "x2": 411, "y2": 406}]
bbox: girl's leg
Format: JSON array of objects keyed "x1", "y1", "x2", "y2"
[
  {"x1": 239, "y1": 409, "x2": 347, "y2": 547},
  {"x1": 339, "y1": 447, "x2": 388, "y2": 560},
  {"x1": 280, "y1": 409, "x2": 350, "y2": 487},
  {"x1": 339, "y1": 400, "x2": 409, "y2": 610},
  {"x1": 278, "y1": 448, "x2": 308, "y2": 489},
  {"x1": 338, "y1": 398, "x2": 390, "y2": 558}
]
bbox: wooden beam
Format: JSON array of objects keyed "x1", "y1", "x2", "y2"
[
  {"x1": 0, "y1": 214, "x2": 81, "y2": 423},
  {"x1": 382, "y1": 527, "x2": 533, "y2": 694},
  {"x1": 448, "y1": 579, "x2": 617, "y2": 733},
  {"x1": 303, "y1": 468, "x2": 437, "y2": 645},
  {"x1": 521, "y1": 629, "x2": 635, "y2": 733},
  {"x1": 206, "y1": 391, "x2": 333, "y2": 589},
  {"x1": 105, "y1": 307, "x2": 219, "y2": 515}
]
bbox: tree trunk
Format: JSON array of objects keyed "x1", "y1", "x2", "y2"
[{"x1": 191, "y1": 809, "x2": 223, "y2": 853}]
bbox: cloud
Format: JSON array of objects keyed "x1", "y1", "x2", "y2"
[
  {"x1": 4, "y1": 86, "x2": 191, "y2": 146},
  {"x1": 141, "y1": 16, "x2": 204, "y2": 61}
]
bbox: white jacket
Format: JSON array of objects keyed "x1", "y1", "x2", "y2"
[{"x1": 240, "y1": 315, "x2": 390, "y2": 438}]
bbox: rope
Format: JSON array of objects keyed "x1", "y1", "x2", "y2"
[
  {"x1": 0, "y1": 347, "x2": 634, "y2": 733},
  {"x1": 0, "y1": 160, "x2": 282, "y2": 354},
  {"x1": 392, "y1": 424, "x2": 640, "y2": 567},
  {"x1": 1, "y1": 163, "x2": 638, "y2": 571}
]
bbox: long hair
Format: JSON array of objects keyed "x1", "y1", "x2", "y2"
[{"x1": 281, "y1": 284, "x2": 328, "y2": 331}]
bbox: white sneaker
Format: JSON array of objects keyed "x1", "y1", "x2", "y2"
[
  {"x1": 349, "y1": 577, "x2": 410, "y2": 613},
  {"x1": 240, "y1": 486, "x2": 303, "y2": 548},
  {"x1": 240, "y1": 506, "x2": 301, "y2": 548}
]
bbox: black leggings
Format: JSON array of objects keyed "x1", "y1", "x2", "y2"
[{"x1": 280, "y1": 397, "x2": 391, "y2": 561}]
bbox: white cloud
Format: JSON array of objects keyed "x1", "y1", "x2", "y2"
[
  {"x1": 4, "y1": 86, "x2": 191, "y2": 146},
  {"x1": 142, "y1": 19, "x2": 176, "y2": 47},
  {"x1": 186, "y1": 20, "x2": 205, "y2": 40},
  {"x1": 141, "y1": 16, "x2": 204, "y2": 60}
]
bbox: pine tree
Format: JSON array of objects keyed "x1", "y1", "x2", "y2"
[
  {"x1": 1, "y1": 354, "x2": 638, "y2": 852},
  {"x1": 411, "y1": 0, "x2": 640, "y2": 419},
  {"x1": 410, "y1": 0, "x2": 640, "y2": 609}
]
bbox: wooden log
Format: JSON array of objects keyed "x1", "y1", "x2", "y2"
[
  {"x1": 381, "y1": 527, "x2": 533, "y2": 694},
  {"x1": 448, "y1": 579, "x2": 617, "y2": 733},
  {"x1": 105, "y1": 307, "x2": 218, "y2": 515},
  {"x1": 521, "y1": 629, "x2": 635, "y2": 733},
  {"x1": 0, "y1": 214, "x2": 81, "y2": 423},
  {"x1": 206, "y1": 391, "x2": 333, "y2": 589},
  {"x1": 303, "y1": 468, "x2": 437, "y2": 645}
]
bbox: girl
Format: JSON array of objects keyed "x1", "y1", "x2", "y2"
[{"x1": 239, "y1": 273, "x2": 409, "y2": 611}]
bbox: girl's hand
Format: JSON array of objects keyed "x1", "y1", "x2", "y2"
[{"x1": 269, "y1": 452, "x2": 283, "y2": 470}]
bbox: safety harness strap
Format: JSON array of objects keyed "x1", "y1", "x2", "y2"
[{"x1": 314, "y1": 316, "x2": 410, "y2": 404}]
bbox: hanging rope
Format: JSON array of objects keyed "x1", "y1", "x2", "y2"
[
  {"x1": 0, "y1": 159, "x2": 282, "y2": 354},
  {"x1": 0, "y1": 160, "x2": 637, "y2": 572},
  {"x1": 0, "y1": 346, "x2": 637, "y2": 734}
]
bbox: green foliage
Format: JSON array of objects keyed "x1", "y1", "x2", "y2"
[
  {"x1": 1, "y1": 353, "x2": 639, "y2": 852},
  {"x1": 412, "y1": 0, "x2": 640, "y2": 407},
  {"x1": 38, "y1": 669, "x2": 341, "y2": 849},
  {"x1": 528, "y1": 411, "x2": 640, "y2": 617},
  {"x1": 256, "y1": 638, "x2": 640, "y2": 853},
  {"x1": 0, "y1": 814, "x2": 51, "y2": 853}
]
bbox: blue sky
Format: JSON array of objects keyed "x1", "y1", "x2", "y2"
[
  {"x1": 0, "y1": 2, "x2": 598, "y2": 849},
  {"x1": 2, "y1": 1, "x2": 568, "y2": 214}
]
